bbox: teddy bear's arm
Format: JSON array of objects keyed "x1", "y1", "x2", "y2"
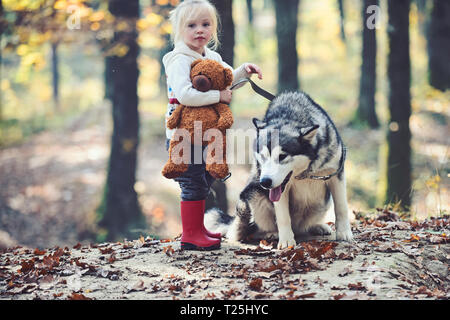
[
  {"x1": 166, "y1": 105, "x2": 185, "y2": 129},
  {"x1": 214, "y1": 103, "x2": 234, "y2": 130}
]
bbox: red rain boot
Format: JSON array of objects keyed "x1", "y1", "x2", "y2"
[
  {"x1": 180, "y1": 200, "x2": 220, "y2": 251},
  {"x1": 200, "y1": 200, "x2": 222, "y2": 239}
]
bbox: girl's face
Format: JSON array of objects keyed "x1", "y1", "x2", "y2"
[{"x1": 183, "y1": 12, "x2": 213, "y2": 54}]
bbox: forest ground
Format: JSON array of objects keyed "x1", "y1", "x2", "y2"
[
  {"x1": 0, "y1": 102, "x2": 448, "y2": 249},
  {"x1": 0, "y1": 212, "x2": 449, "y2": 300},
  {"x1": 0, "y1": 102, "x2": 448, "y2": 300}
]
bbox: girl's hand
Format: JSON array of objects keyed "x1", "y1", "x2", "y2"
[
  {"x1": 245, "y1": 63, "x2": 263, "y2": 80},
  {"x1": 220, "y1": 89, "x2": 232, "y2": 104}
]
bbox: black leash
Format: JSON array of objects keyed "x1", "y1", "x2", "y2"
[
  {"x1": 230, "y1": 78, "x2": 275, "y2": 101},
  {"x1": 221, "y1": 78, "x2": 274, "y2": 183},
  {"x1": 220, "y1": 78, "x2": 275, "y2": 182}
]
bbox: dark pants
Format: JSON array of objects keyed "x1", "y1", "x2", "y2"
[{"x1": 166, "y1": 139, "x2": 215, "y2": 201}]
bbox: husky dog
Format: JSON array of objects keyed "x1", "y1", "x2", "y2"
[{"x1": 206, "y1": 91, "x2": 353, "y2": 249}]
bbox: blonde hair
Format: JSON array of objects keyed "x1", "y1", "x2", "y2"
[{"x1": 169, "y1": 0, "x2": 220, "y2": 50}]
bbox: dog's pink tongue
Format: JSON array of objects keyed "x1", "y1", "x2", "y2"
[{"x1": 269, "y1": 186, "x2": 282, "y2": 202}]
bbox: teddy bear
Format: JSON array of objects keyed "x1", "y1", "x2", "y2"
[{"x1": 162, "y1": 59, "x2": 234, "y2": 180}]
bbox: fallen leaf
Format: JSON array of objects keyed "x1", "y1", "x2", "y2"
[
  {"x1": 163, "y1": 245, "x2": 175, "y2": 256},
  {"x1": 280, "y1": 247, "x2": 305, "y2": 262},
  {"x1": 332, "y1": 293, "x2": 346, "y2": 300},
  {"x1": 39, "y1": 275, "x2": 56, "y2": 290},
  {"x1": 297, "y1": 292, "x2": 316, "y2": 299},
  {"x1": 67, "y1": 292, "x2": 93, "y2": 300},
  {"x1": 302, "y1": 241, "x2": 338, "y2": 260},
  {"x1": 410, "y1": 286, "x2": 434, "y2": 297},
  {"x1": 374, "y1": 242, "x2": 402, "y2": 253},
  {"x1": 248, "y1": 278, "x2": 263, "y2": 292},
  {"x1": 99, "y1": 247, "x2": 114, "y2": 254},
  {"x1": 377, "y1": 209, "x2": 399, "y2": 222},
  {"x1": 221, "y1": 288, "x2": 239, "y2": 299},
  {"x1": 404, "y1": 234, "x2": 420, "y2": 242},
  {"x1": 33, "y1": 248, "x2": 46, "y2": 256},
  {"x1": 338, "y1": 266, "x2": 353, "y2": 277},
  {"x1": 348, "y1": 282, "x2": 367, "y2": 291},
  {"x1": 331, "y1": 285, "x2": 346, "y2": 290},
  {"x1": 127, "y1": 279, "x2": 146, "y2": 293},
  {"x1": 255, "y1": 259, "x2": 286, "y2": 273},
  {"x1": 108, "y1": 254, "x2": 116, "y2": 263},
  {"x1": 19, "y1": 259, "x2": 35, "y2": 274},
  {"x1": 234, "y1": 246, "x2": 273, "y2": 257},
  {"x1": 428, "y1": 234, "x2": 448, "y2": 244},
  {"x1": 337, "y1": 251, "x2": 355, "y2": 260},
  {"x1": 385, "y1": 221, "x2": 411, "y2": 230}
]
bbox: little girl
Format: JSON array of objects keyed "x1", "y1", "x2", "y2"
[{"x1": 162, "y1": 0, "x2": 262, "y2": 250}]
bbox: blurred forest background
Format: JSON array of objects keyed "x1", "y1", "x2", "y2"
[{"x1": 0, "y1": 0, "x2": 448, "y2": 249}]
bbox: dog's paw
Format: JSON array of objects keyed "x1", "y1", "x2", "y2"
[
  {"x1": 308, "y1": 224, "x2": 332, "y2": 236},
  {"x1": 277, "y1": 238, "x2": 296, "y2": 249},
  {"x1": 335, "y1": 228, "x2": 353, "y2": 242},
  {"x1": 277, "y1": 229, "x2": 296, "y2": 249}
]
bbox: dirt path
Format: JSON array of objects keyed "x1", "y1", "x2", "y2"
[
  {"x1": 0, "y1": 104, "x2": 258, "y2": 248},
  {"x1": 0, "y1": 105, "x2": 110, "y2": 248},
  {"x1": 1, "y1": 101, "x2": 448, "y2": 249},
  {"x1": 1, "y1": 213, "x2": 448, "y2": 300}
]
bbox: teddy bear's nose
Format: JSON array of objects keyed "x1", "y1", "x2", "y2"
[{"x1": 192, "y1": 75, "x2": 212, "y2": 92}]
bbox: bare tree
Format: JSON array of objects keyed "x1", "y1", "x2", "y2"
[
  {"x1": 353, "y1": 0, "x2": 379, "y2": 128},
  {"x1": 427, "y1": 0, "x2": 450, "y2": 91},
  {"x1": 51, "y1": 42, "x2": 60, "y2": 110},
  {"x1": 273, "y1": 0, "x2": 300, "y2": 93},
  {"x1": 385, "y1": 0, "x2": 412, "y2": 209},
  {"x1": 247, "y1": 0, "x2": 254, "y2": 25},
  {"x1": 338, "y1": 0, "x2": 346, "y2": 42},
  {"x1": 98, "y1": 0, "x2": 144, "y2": 241},
  {"x1": 206, "y1": 0, "x2": 236, "y2": 215},
  {"x1": 210, "y1": 0, "x2": 235, "y2": 66}
]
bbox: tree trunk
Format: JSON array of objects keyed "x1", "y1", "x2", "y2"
[
  {"x1": 274, "y1": 0, "x2": 300, "y2": 93},
  {"x1": 415, "y1": 0, "x2": 428, "y2": 36},
  {"x1": 386, "y1": 0, "x2": 412, "y2": 209},
  {"x1": 210, "y1": 0, "x2": 234, "y2": 66},
  {"x1": 156, "y1": 3, "x2": 176, "y2": 91},
  {"x1": 354, "y1": 0, "x2": 379, "y2": 128},
  {"x1": 51, "y1": 42, "x2": 60, "y2": 110},
  {"x1": 208, "y1": 0, "x2": 235, "y2": 214},
  {"x1": 98, "y1": 0, "x2": 144, "y2": 241},
  {"x1": 104, "y1": 57, "x2": 113, "y2": 101},
  {"x1": 427, "y1": 0, "x2": 450, "y2": 91},
  {"x1": 159, "y1": 33, "x2": 172, "y2": 90},
  {"x1": 338, "y1": 0, "x2": 346, "y2": 42},
  {"x1": 246, "y1": 0, "x2": 254, "y2": 25}
]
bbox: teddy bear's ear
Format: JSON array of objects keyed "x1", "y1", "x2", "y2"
[
  {"x1": 224, "y1": 68, "x2": 233, "y2": 87},
  {"x1": 191, "y1": 59, "x2": 203, "y2": 69}
]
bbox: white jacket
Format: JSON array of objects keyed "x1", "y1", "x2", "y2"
[{"x1": 162, "y1": 41, "x2": 250, "y2": 140}]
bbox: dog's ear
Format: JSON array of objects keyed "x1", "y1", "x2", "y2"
[
  {"x1": 252, "y1": 118, "x2": 267, "y2": 129},
  {"x1": 300, "y1": 125, "x2": 319, "y2": 140}
]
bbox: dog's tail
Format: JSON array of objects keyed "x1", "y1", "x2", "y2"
[
  {"x1": 204, "y1": 207, "x2": 234, "y2": 237},
  {"x1": 205, "y1": 199, "x2": 258, "y2": 242}
]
